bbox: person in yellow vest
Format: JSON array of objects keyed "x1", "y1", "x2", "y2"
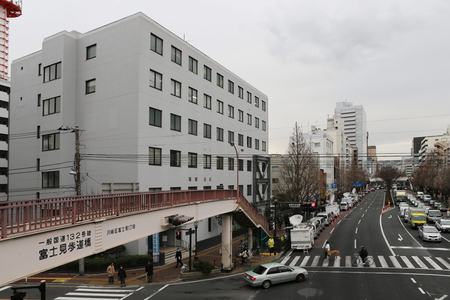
[{"x1": 267, "y1": 237, "x2": 274, "y2": 255}]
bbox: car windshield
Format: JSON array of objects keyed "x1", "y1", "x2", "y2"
[
  {"x1": 423, "y1": 227, "x2": 439, "y2": 233},
  {"x1": 252, "y1": 265, "x2": 268, "y2": 275},
  {"x1": 440, "y1": 220, "x2": 450, "y2": 225},
  {"x1": 413, "y1": 215, "x2": 426, "y2": 221},
  {"x1": 428, "y1": 211, "x2": 441, "y2": 217}
]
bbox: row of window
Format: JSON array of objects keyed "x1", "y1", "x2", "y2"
[
  {"x1": 150, "y1": 33, "x2": 266, "y2": 111},
  {"x1": 149, "y1": 148, "x2": 258, "y2": 171},
  {"x1": 151, "y1": 185, "x2": 255, "y2": 196}
]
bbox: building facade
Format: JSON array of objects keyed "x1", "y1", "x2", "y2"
[
  {"x1": 9, "y1": 13, "x2": 269, "y2": 253},
  {"x1": 0, "y1": 81, "x2": 8, "y2": 201}
]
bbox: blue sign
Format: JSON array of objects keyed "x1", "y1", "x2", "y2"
[
  {"x1": 353, "y1": 181, "x2": 362, "y2": 187},
  {"x1": 331, "y1": 183, "x2": 337, "y2": 189},
  {"x1": 314, "y1": 195, "x2": 319, "y2": 199},
  {"x1": 152, "y1": 233, "x2": 160, "y2": 254}
]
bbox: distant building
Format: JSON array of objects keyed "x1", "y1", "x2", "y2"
[
  {"x1": 367, "y1": 145, "x2": 377, "y2": 176},
  {"x1": 418, "y1": 127, "x2": 450, "y2": 165}
]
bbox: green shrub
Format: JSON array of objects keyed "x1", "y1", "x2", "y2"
[{"x1": 193, "y1": 260, "x2": 215, "y2": 274}]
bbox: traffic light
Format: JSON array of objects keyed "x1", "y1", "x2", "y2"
[
  {"x1": 169, "y1": 215, "x2": 194, "y2": 226},
  {"x1": 311, "y1": 203, "x2": 316, "y2": 207},
  {"x1": 175, "y1": 231, "x2": 181, "y2": 240},
  {"x1": 11, "y1": 291, "x2": 26, "y2": 300}
]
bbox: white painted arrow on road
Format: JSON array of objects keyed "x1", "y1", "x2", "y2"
[
  {"x1": 435, "y1": 295, "x2": 447, "y2": 300},
  {"x1": 398, "y1": 234, "x2": 403, "y2": 241},
  {"x1": 388, "y1": 215, "x2": 392, "y2": 219}
]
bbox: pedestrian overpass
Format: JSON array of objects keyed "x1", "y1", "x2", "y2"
[{"x1": 0, "y1": 190, "x2": 270, "y2": 286}]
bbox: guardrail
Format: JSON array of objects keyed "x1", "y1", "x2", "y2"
[
  {"x1": 0, "y1": 189, "x2": 238, "y2": 239},
  {"x1": 236, "y1": 192, "x2": 271, "y2": 235}
]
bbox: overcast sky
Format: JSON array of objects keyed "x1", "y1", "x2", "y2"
[{"x1": 8, "y1": 0, "x2": 450, "y2": 160}]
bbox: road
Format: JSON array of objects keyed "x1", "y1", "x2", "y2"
[{"x1": 2, "y1": 190, "x2": 449, "y2": 299}]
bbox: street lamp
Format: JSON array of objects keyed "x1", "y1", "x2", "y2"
[{"x1": 230, "y1": 142, "x2": 244, "y2": 199}]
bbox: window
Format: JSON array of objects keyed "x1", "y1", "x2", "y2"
[
  {"x1": 228, "y1": 105, "x2": 234, "y2": 118},
  {"x1": 43, "y1": 96, "x2": 61, "y2": 116},
  {"x1": 238, "y1": 86, "x2": 244, "y2": 99},
  {"x1": 239, "y1": 159, "x2": 244, "y2": 171},
  {"x1": 272, "y1": 166, "x2": 279, "y2": 172},
  {"x1": 238, "y1": 110, "x2": 244, "y2": 122},
  {"x1": 247, "y1": 91, "x2": 252, "y2": 103},
  {"x1": 217, "y1": 73, "x2": 224, "y2": 88},
  {"x1": 217, "y1": 100, "x2": 223, "y2": 114},
  {"x1": 189, "y1": 56, "x2": 198, "y2": 74},
  {"x1": 37, "y1": 126, "x2": 40, "y2": 139},
  {"x1": 170, "y1": 114, "x2": 181, "y2": 131},
  {"x1": 43, "y1": 62, "x2": 61, "y2": 83},
  {"x1": 150, "y1": 70, "x2": 163, "y2": 90},
  {"x1": 217, "y1": 156, "x2": 224, "y2": 169},
  {"x1": 228, "y1": 80, "x2": 234, "y2": 94},
  {"x1": 273, "y1": 178, "x2": 279, "y2": 184},
  {"x1": 188, "y1": 152, "x2": 197, "y2": 168},
  {"x1": 170, "y1": 79, "x2": 181, "y2": 97},
  {"x1": 238, "y1": 134, "x2": 244, "y2": 146},
  {"x1": 255, "y1": 96, "x2": 259, "y2": 107},
  {"x1": 170, "y1": 150, "x2": 181, "y2": 167},
  {"x1": 247, "y1": 114, "x2": 252, "y2": 125},
  {"x1": 149, "y1": 147, "x2": 162, "y2": 165},
  {"x1": 36, "y1": 158, "x2": 40, "y2": 171},
  {"x1": 228, "y1": 158, "x2": 234, "y2": 170},
  {"x1": 187, "y1": 87, "x2": 198, "y2": 104},
  {"x1": 203, "y1": 123, "x2": 211, "y2": 139},
  {"x1": 255, "y1": 117, "x2": 260, "y2": 128},
  {"x1": 247, "y1": 160, "x2": 252, "y2": 171},
  {"x1": 255, "y1": 139, "x2": 260, "y2": 150},
  {"x1": 204, "y1": 154, "x2": 211, "y2": 169},
  {"x1": 217, "y1": 127, "x2": 224, "y2": 141},
  {"x1": 38, "y1": 63, "x2": 42, "y2": 76},
  {"x1": 86, "y1": 79, "x2": 96, "y2": 94},
  {"x1": 188, "y1": 186, "x2": 197, "y2": 190},
  {"x1": 42, "y1": 133, "x2": 60, "y2": 151},
  {"x1": 150, "y1": 33, "x2": 163, "y2": 55},
  {"x1": 42, "y1": 171, "x2": 59, "y2": 188},
  {"x1": 86, "y1": 44, "x2": 96, "y2": 60},
  {"x1": 262, "y1": 100, "x2": 266, "y2": 111},
  {"x1": 228, "y1": 131, "x2": 234, "y2": 143},
  {"x1": 204, "y1": 65, "x2": 211, "y2": 81},
  {"x1": 262, "y1": 141, "x2": 267, "y2": 151},
  {"x1": 171, "y1": 46, "x2": 182, "y2": 65},
  {"x1": 149, "y1": 107, "x2": 162, "y2": 127},
  {"x1": 247, "y1": 184, "x2": 252, "y2": 196},
  {"x1": 37, "y1": 94, "x2": 41, "y2": 107},
  {"x1": 204, "y1": 94, "x2": 211, "y2": 109},
  {"x1": 262, "y1": 120, "x2": 266, "y2": 131},
  {"x1": 149, "y1": 187, "x2": 162, "y2": 191},
  {"x1": 247, "y1": 137, "x2": 252, "y2": 148},
  {"x1": 188, "y1": 119, "x2": 197, "y2": 135}
]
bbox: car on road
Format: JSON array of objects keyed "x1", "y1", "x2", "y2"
[
  {"x1": 243, "y1": 262, "x2": 308, "y2": 288},
  {"x1": 423, "y1": 195, "x2": 432, "y2": 202},
  {"x1": 438, "y1": 204, "x2": 448, "y2": 212},
  {"x1": 418, "y1": 225, "x2": 442, "y2": 242},
  {"x1": 435, "y1": 219, "x2": 450, "y2": 233}
]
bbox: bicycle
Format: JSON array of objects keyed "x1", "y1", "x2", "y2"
[
  {"x1": 352, "y1": 253, "x2": 374, "y2": 266},
  {"x1": 237, "y1": 254, "x2": 252, "y2": 267}
]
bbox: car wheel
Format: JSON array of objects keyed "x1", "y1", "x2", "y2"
[
  {"x1": 296, "y1": 274, "x2": 305, "y2": 282},
  {"x1": 262, "y1": 280, "x2": 271, "y2": 289}
]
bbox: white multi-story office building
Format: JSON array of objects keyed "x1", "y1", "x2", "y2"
[
  {"x1": 9, "y1": 13, "x2": 269, "y2": 253},
  {"x1": 334, "y1": 102, "x2": 367, "y2": 168}
]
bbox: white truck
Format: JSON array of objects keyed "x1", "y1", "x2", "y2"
[
  {"x1": 325, "y1": 203, "x2": 340, "y2": 218},
  {"x1": 289, "y1": 215, "x2": 314, "y2": 251}
]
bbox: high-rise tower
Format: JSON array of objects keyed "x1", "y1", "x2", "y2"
[{"x1": 0, "y1": 0, "x2": 21, "y2": 79}]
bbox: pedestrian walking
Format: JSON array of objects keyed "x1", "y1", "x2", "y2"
[
  {"x1": 145, "y1": 261, "x2": 154, "y2": 283},
  {"x1": 118, "y1": 266, "x2": 127, "y2": 287},
  {"x1": 267, "y1": 237, "x2": 274, "y2": 255},
  {"x1": 107, "y1": 263, "x2": 115, "y2": 285},
  {"x1": 175, "y1": 248, "x2": 182, "y2": 268},
  {"x1": 324, "y1": 241, "x2": 330, "y2": 259}
]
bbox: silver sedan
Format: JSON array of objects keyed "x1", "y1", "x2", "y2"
[{"x1": 243, "y1": 262, "x2": 308, "y2": 289}]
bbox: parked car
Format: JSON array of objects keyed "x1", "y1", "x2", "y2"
[
  {"x1": 418, "y1": 225, "x2": 442, "y2": 242},
  {"x1": 243, "y1": 262, "x2": 308, "y2": 288},
  {"x1": 423, "y1": 195, "x2": 432, "y2": 202},
  {"x1": 429, "y1": 199, "x2": 435, "y2": 206},
  {"x1": 435, "y1": 219, "x2": 450, "y2": 233}
]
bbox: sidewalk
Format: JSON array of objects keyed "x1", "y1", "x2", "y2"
[{"x1": 19, "y1": 237, "x2": 282, "y2": 286}]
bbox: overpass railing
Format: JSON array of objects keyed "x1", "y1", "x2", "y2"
[
  {"x1": 0, "y1": 190, "x2": 238, "y2": 239},
  {"x1": 236, "y1": 193, "x2": 271, "y2": 235}
]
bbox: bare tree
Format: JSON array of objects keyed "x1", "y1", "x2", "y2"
[
  {"x1": 376, "y1": 165, "x2": 404, "y2": 205},
  {"x1": 275, "y1": 123, "x2": 321, "y2": 204}
]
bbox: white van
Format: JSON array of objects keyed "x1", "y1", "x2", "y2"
[{"x1": 340, "y1": 201, "x2": 349, "y2": 211}]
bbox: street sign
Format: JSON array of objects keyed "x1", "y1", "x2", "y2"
[
  {"x1": 314, "y1": 195, "x2": 319, "y2": 199},
  {"x1": 331, "y1": 183, "x2": 337, "y2": 189},
  {"x1": 289, "y1": 203, "x2": 301, "y2": 208}
]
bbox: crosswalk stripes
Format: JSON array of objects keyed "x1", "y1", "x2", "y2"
[
  {"x1": 283, "y1": 255, "x2": 450, "y2": 271},
  {"x1": 55, "y1": 287, "x2": 136, "y2": 300}
]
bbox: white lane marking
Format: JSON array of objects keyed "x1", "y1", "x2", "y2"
[
  {"x1": 412, "y1": 256, "x2": 428, "y2": 269},
  {"x1": 311, "y1": 256, "x2": 320, "y2": 267},
  {"x1": 67, "y1": 292, "x2": 127, "y2": 297},
  {"x1": 143, "y1": 284, "x2": 170, "y2": 300},
  {"x1": 380, "y1": 210, "x2": 396, "y2": 256},
  {"x1": 330, "y1": 228, "x2": 335, "y2": 234},
  {"x1": 362, "y1": 214, "x2": 365, "y2": 218},
  {"x1": 354, "y1": 239, "x2": 357, "y2": 249},
  {"x1": 436, "y1": 257, "x2": 450, "y2": 270},
  {"x1": 355, "y1": 228, "x2": 358, "y2": 234},
  {"x1": 338, "y1": 220, "x2": 342, "y2": 225},
  {"x1": 300, "y1": 256, "x2": 310, "y2": 267},
  {"x1": 334, "y1": 257, "x2": 341, "y2": 267},
  {"x1": 56, "y1": 298, "x2": 121, "y2": 300},
  {"x1": 358, "y1": 220, "x2": 361, "y2": 224},
  {"x1": 345, "y1": 256, "x2": 352, "y2": 267},
  {"x1": 378, "y1": 256, "x2": 389, "y2": 268},
  {"x1": 418, "y1": 287, "x2": 426, "y2": 294},
  {"x1": 435, "y1": 295, "x2": 448, "y2": 300},
  {"x1": 424, "y1": 257, "x2": 442, "y2": 270},
  {"x1": 389, "y1": 256, "x2": 402, "y2": 268},
  {"x1": 391, "y1": 246, "x2": 450, "y2": 251},
  {"x1": 397, "y1": 215, "x2": 423, "y2": 247},
  {"x1": 411, "y1": 278, "x2": 416, "y2": 284},
  {"x1": 289, "y1": 256, "x2": 300, "y2": 267},
  {"x1": 401, "y1": 256, "x2": 415, "y2": 268},
  {"x1": 280, "y1": 256, "x2": 290, "y2": 265},
  {"x1": 0, "y1": 286, "x2": 10, "y2": 292},
  {"x1": 322, "y1": 257, "x2": 329, "y2": 267},
  {"x1": 398, "y1": 234, "x2": 403, "y2": 241},
  {"x1": 75, "y1": 289, "x2": 134, "y2": 293}
]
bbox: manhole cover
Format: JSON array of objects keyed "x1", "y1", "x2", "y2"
[{"x1": 298, "y1": 288, "x2": 323, "y2": 297}]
